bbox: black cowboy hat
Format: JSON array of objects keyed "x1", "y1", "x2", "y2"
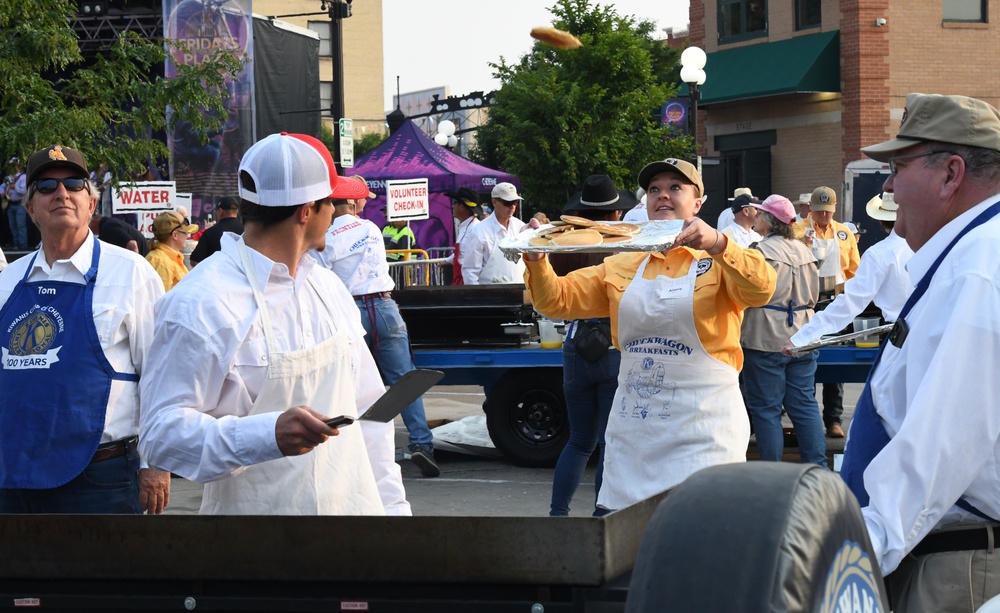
[
  {"x1": 444, "y1": 187, "x2": 480, "y2": 206},
  {"x1": 563, "y1": 175, "x2": 638, "y2": 212}
]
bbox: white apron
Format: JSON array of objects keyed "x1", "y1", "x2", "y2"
[
  {"x1": 200, "y1": 243, "x2": 384, "y2": 515},
  {"x1": 597, "y1": 255, "x2": 749, "y2": 510},
  {"x1": 479, "y1": 234, "x2": 526, "y2": 284},
  {"x1": 810, "y1": 220, "x2": 845, "y2": 289}
]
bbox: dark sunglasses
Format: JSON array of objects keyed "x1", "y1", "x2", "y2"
[{"x1": 34, "y1": 177, "x2": 88, "y2": 194}]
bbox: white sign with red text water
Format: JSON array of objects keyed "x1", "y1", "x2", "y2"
[
  {"x1": 385, "y1": 179, "x2": 429, "y2": 221},
  {"x1": 111, "y1": 181, "x2": 177, "y2": 214}
]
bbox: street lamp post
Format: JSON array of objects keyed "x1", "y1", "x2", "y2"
[
  {"x1": 679, "y1": 47, "x2": 707, "y2": 173},
  {"x1": 324, "y1": 0, "x2": 352, "y2": 171}
]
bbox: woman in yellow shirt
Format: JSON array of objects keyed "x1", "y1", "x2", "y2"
[
  {"x1": 523, "y1": 159, "x2": 776, "y2": 510},
  {"x1": 145, "y1": 211, "x2": 197, "y2": 291}
]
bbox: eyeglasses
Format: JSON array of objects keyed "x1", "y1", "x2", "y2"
[
  {"x1": 888, "y1": 150, "x2": 954, "y2": 176},
  {"x1": 34, "y1": 177, "x2": 88, "y2": 194}
]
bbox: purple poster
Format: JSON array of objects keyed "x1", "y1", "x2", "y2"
[{"x1": 163, "y1": 0, "x2": 254, "y2": 225}]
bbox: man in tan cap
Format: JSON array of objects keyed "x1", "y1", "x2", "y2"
[
  {"x1": 146, "y1": 210, "x2": 198, "y2": 291},
  {"x1": 839, "y1": 93, "x2": 1000, "y2": 611},
  {"x1": 783, "y1": 191, "x2": 913, "y2": 354},
  {"x1": 794, "y1": 185, "x2": 861, "y2": 438}
]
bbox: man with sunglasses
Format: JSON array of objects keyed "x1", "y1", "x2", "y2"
[
  {"x1": 0, "y1": 145, "x2": 170, "y2": 514},
  {"x1": 459, "y1": 182, "x2": 526, "y2": 285},
  {"x1": 840, "y1": 93, "x2": 1000, "y2": 612}
]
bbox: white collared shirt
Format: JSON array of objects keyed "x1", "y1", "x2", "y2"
[
  {"x1": 862, "y1": 195, "x2": 1000, "y2": 574},
  {"x1": 139, "y1": 234, "x2": 409, "y2": 515},
  {"x1": 722, "y1": 223, "x2": 762, "y2": 248},
  {"x1": 444, "y1": 215, "x2": 480, "y2": 264},
  {"x1": 458, "y1": 213, "x2": 525, "y2": 285},
  {"x1": 790, "y1": 230, "x2": 914, "y2": 346},
  {"x1": 311, "y1": 214, "x2": 393, "y2": 296},
  {"x1": 0, "y1": 232, "x2": 163, "y2": 443},
  {"x1": 716, "y1": 207, "x2": 735, "y2": 231}
]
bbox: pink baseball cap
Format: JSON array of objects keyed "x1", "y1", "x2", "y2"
[
  {"x1": 238, "y1": 132, "x2": 369, "y2": 206},
  {"x1": 749, "y1": 194, "x2": 797, "y2": 225}
]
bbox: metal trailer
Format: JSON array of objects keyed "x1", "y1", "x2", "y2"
[
  {"x1": 413, "y1": 345, "x2": 877, "y2": 467},
  {"x1": 0, "y1": 493, "x2": 668, "y2": 613}
]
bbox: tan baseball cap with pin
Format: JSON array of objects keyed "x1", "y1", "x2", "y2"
[{"x1": 862, "y1": 93, "x2": 1000, "y2": 162}]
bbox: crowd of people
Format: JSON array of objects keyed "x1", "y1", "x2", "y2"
[{"x1": 2, "y1": 91, "x2": 1000, "y2": 611}]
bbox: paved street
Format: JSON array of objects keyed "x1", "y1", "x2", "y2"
[{"x1": 164, "y1": 383, "x2": 862, "y2": 517}]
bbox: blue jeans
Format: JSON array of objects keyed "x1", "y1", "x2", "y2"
[
  {"x1": 0, "y1": 450, "x2": 141, "y2": 513},
  {"x1": 7, "y1": 202, "x2": 27, "y2": 249},
  {"x1": 355, "y1": 296, "x2": 433, "y2": 449},
  {"x1": 550, "y1": 340, "x2": 621, "y2": 516},
  {"x1": 742, "y1": 348, "x2": 827, "y2": 466}
]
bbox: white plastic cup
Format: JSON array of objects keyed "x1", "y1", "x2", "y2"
[
  {"x1": 539, "y1": 320, "x2": 563, "y2": 349},
  {"x1": 853, "y1": 317, "x2": 880, "y2": 348}
]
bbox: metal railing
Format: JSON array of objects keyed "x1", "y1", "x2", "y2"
[{"x1": 386, "y1": 249, "x2": 449, "y2": 287}]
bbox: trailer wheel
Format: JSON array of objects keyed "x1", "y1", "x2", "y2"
[{"x1": 486, "y1": 369, "x2": 568, "y2": 467}]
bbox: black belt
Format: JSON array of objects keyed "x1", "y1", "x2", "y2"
[
  {"x1": 91, "y1": 436, "x2": 138, "y2": 464},
  {"x1": 910, "y1": 525, "x2": 999, "y2": 557},
  {"x1": 353, "y1": 292, "x2": 391, "y2": 300}
]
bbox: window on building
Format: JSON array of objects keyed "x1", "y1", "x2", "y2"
[
  {"x1": 319, "y1": 82, "x2": 332, "y2": 113},
  {"x1": 796, "y1": 0, "x2": 821, "y2": 30},
  {"x1": 308, "y1": 21, "x2": 332, "y2": 56},
  {"x1": 719, "y1": 0, "x2": 768, "y2": 43},
  {"x1": 943, "y1": 0, "x2": 986, "y2": 21}
]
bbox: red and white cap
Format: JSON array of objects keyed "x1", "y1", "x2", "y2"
[{"x1": 238, "y1": 132, "x2": 370, "y2": 206}]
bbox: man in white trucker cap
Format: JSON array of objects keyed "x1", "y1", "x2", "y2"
[{"x1": 139, "y1": 132, "x2": 410, "y2": 516}]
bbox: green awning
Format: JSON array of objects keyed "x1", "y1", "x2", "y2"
[{"x1": 678, "y1": 31, "x2": 840, "y2": 105}]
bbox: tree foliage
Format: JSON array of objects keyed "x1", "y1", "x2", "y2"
[
  {"x1": 0, "y1": 0, "x2": 244, "y2": 184},
  {"x1": 470, "y1": 0, "x2": 690, "y2": 216}
]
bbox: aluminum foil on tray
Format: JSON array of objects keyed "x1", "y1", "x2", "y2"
[{"x1": 499, "y1": 219, "x2": 684, "y2": 256}]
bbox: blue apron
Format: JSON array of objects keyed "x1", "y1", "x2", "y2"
[
  {"x1": 0, "y1": 238, "x2": 138, "y2": 489},
  {"x1": 842, "y1": 200, "x2": 1000, "y2": 514}
]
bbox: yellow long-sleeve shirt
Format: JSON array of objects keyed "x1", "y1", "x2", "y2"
[
  {"x1": 524, "y1": 240, "x2": 776, "y2": 371},
  {"x1": 145, "y1": 243, "x2": 188, "y2": 292},
  {"x1": 793, "y1": 216, "x2": 861, "y2": 280}
]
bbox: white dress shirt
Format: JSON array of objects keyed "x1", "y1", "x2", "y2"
[
  {"x1": 311, "y1": 214, "x2": 393, "y2": 295},
  {"x1": 622, "y1": 203, "x2": 648, "y2": 222},
  {"x1": 458, "y1": 213, "x2": 525, "y2": 285},
  {"x1": 862, "y1": 196, "x2": 1000, "y2": 574},
  {"x1": 139, "y1": 234, "x2": 409, "y2": 515},
  {"x1": 0, "y1": 233, "x2": 163, "y2": 443},
  {"x1": 716, "y1": 207, "x2": 735, "y2": 231},
  {"x1": 444, "y1": 215, "x2": 479, "y2": 264},
  {"x1": 0, "y1": 247, "x2": 6, "y2": 271},
  {"x1": 790, "y1": 231, "x2": 913, "y2": 346},
  {"x1": 722, "y1": 223, "x2": 762, "y2": 248}
]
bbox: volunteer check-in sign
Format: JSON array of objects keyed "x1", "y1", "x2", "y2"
[{"x1": 385, "y1": 179, "x2": 429, "y2": 222}]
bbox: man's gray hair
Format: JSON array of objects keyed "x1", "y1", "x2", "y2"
[{"x1": 924, "y1": 142, "x2": 1000, "y2": 185}]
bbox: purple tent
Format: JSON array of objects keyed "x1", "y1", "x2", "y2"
[{"x1": 350, "y1": 120, "x2": 520, "y2": 251}]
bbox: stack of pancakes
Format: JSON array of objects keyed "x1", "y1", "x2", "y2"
[{"x1": 529, "y1": 215, "x2": 642, "y2": 247}]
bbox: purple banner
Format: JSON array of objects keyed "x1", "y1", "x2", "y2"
[{"x1": 164, "y1": 0, "x2": 254, "y2": 225}]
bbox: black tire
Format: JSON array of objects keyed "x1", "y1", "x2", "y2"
[{"x1": 485, "y1": 369, "x2": 568, "y2": 467}]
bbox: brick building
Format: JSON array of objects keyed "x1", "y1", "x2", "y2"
[{"x1": 686, "y1": 0, "x2": 998, "y2": 223}]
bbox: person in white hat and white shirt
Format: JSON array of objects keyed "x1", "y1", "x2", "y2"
[
  {"x1": 716, "y1": 187, "x2": 753, "y2": 231},
  {"x1": 139, "y1": 132, "x2": 410, "y2": 516},
  {"x1": 459, "y1": 182, "x2": 526, "y2": 284},
  {"x1": 794, "y1": 193, "x2": 812, "y2": 222},
  {"x1": 782, "y1": 192, "x2": 913, "y2": 351}
]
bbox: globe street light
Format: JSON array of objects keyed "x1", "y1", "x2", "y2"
[{"x1": 680, "y1": 46, "x2": 707, "y2": 171}]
